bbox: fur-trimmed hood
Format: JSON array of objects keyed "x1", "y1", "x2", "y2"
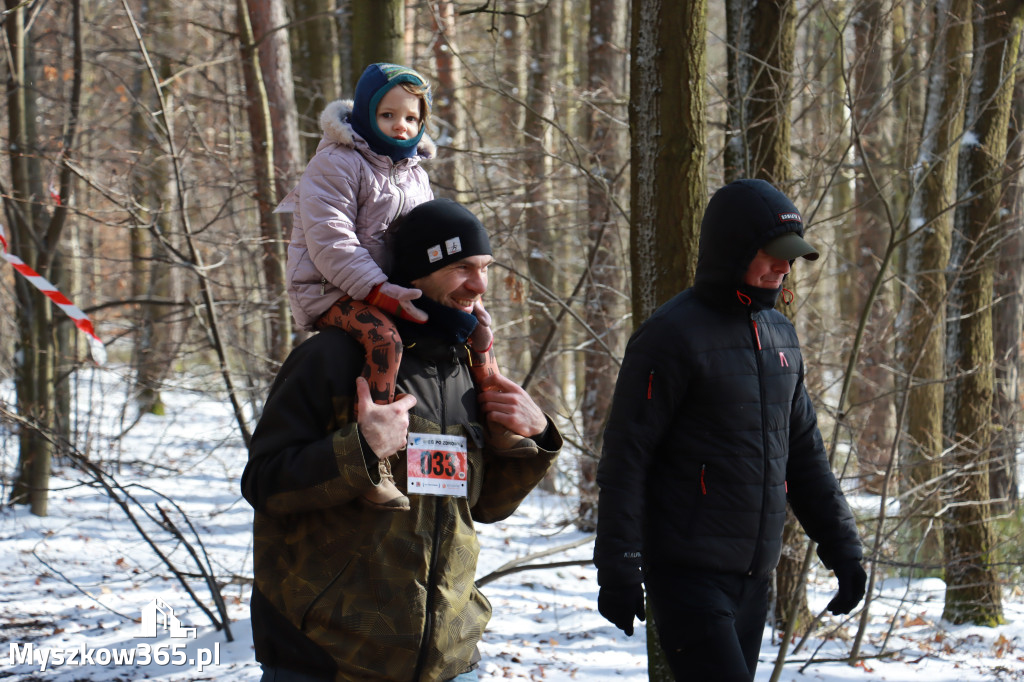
[
  {"x1": 319, "y1": 99, "x2": 437, "y2": 160},
  {"x1": 279, "y1": 99, "x2": 437, "y2": 330}
]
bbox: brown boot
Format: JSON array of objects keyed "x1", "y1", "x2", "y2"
[
  {"x1": 484, "y1": 419, "x2": 539, "y2": 458},
  {"x1": 361, "y1": 457, "x2": 410, "y2": 511}
]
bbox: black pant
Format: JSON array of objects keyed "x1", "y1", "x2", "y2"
[
  {"x1": 259, "y1": 666, "x2": 331, "y2": 682},
  {"x1": 260, "y1": 665, "x2": 480, "y2": 681},
  {"x1": 645, "y1": 565, "x2": 771, "y2": 682}
]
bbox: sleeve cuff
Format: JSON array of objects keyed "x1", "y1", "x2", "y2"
[
  {"x1": 356, "y1": 426, "x2": 381, "y2": 484},
  {"x1": 532, "y1": 415, "x2": 563, "y2": 452}
]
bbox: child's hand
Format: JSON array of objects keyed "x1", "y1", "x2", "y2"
[
  {"x1": 470, "y1": 300, "x2": 492, "y2": 352},
  {"x1": 366, "y1": 282, "x2": 428, "y2": 323}
]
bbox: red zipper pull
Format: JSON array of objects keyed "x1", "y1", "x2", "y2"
[
  {"x1": 752, "y1": 320, "x2": 762, "y2": 350},
  {"x1": 647, "y1": 370, "x2": 654, "y2": 399},
  {"x1": 700, "y1": 464, "x2": 707, "y2": 495}
]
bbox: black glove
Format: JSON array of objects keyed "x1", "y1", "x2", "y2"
[
  {"x1": 598, "y1": 583, "x2": 645, "y2": 636},
  {"x1": 826, "y1": 558, "x2": 867, "y2": 615}
]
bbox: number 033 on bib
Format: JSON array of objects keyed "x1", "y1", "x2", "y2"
[{"x1": 405, "y1": 433, "x2": 469, "y2": 498}]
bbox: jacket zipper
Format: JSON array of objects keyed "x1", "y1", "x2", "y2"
[
  {"x1": 413, "y1": 498, "x2": 443, "y2": 681},
  {"x1": 412, "y1": 360, "x2": 447, "y2": 681},
  {"x1": 391, "y1": 164, "x2": 406, "y2": 218},
  {"x1": 748, "y1": 311, "x2": 769, "y2": 575}
]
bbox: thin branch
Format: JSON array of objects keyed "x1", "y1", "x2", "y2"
[
  {"x1": 476, "y1": 534, "x2": 594, "y2": 588},
  {"x1": 477, "y1": 559, "x2": 594, "y2": 589}
]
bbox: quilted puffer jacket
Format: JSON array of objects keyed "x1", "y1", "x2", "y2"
[
  {"x1": 278, "y1": 99, "x2": 436, "y2": 330},
  {"x1": 594, "y1": 179, "x2": 862, "y2": 587},
  {"x1": 242, "y1": 326, "x2": 561, "y2": 681}
]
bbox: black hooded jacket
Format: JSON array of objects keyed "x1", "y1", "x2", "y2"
[{"x1": 594, "y1": 179, "x2": 862, "y2": 586}]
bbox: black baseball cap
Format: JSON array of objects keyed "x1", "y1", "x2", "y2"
[{"x1": 763, "y1": 232, "x2": 819, "y2": 261}]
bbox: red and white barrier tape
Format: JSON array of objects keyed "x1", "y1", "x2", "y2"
[{"x1": 0, "y1": 223, "x2": 106, "y2": 365}]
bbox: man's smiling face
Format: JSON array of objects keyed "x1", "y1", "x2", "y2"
[{"x1": 412, "y1": 254, "x2": 493, "y2": 313}]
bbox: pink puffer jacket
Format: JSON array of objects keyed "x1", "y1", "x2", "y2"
[{"x1": 277, "y1": 99, "x2": 436, "y2": 330}]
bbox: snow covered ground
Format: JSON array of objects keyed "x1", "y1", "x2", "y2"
[{"x1": 1, "y1": 367, "x2": 1022, "y2": 681}]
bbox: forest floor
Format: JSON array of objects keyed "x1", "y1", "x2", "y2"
[{"x1": 1, "y1": 366, "x2": 1022, "y2": 681}]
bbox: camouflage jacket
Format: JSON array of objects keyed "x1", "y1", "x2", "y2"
[{"x1": 242, "y1": 327, "x2": 560, "y2": 681}]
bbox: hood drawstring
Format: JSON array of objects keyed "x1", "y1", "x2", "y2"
[
  {"x1": 781, "y1": 288, "x2": 795, "y2": 305},
  {"x1": 736, "y1": 290, "x2": 752, "y2": 306}
]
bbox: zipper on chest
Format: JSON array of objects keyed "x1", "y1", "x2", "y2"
[
  {"x1": 748, "y1": 313, "x2": 771, "y2": 575},
  {"x1": 390, "y1": 165, "x2": 407, "y2": 217},
  {"x1": 427, "y1": 359, "x2": 448, "y2": 432}
]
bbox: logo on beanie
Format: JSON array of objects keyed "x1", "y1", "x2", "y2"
[
  {"x1": 427, "y1": 245, "x2": 443, "y2": 263},
  {"x1": 778, "y1": 212, "x2": 802, "y2": 223},
  {"x1": 445, "y1": 237, "x2": 463, "y2": 256}
]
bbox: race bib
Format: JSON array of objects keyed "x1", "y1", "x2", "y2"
[{"x1": 406, "y1": 433, "x2": 468, "y2": 498}]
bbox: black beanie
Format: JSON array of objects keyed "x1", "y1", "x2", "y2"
[{"x1": 389, "y1": 199, "x2": 492, "y2": 285}]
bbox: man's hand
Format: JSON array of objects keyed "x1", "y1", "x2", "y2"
[
  {"x1": 598, "y1": 584, "x2": 646, "y2": 636},
  {"x1": 826, "y1": 558, "x2": 867, "y2": 615},
  {"x1": 472, "y1": 299, "x2": 492, "y2": 328},
  {"x1": 477, "y1": 374, "x2": 547, "y2": 438},
  {"x1": 355, "y1": 377, "x2": 417, "y2": 459}
]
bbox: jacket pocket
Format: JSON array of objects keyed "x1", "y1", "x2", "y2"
[
  {"x1": 679, "y1": 462, "x2": 708, "y2": 539},
  {"x1": 299, "y1": 554, "x2": 353, "y2": 631}
]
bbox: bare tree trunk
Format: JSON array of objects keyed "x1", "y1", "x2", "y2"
[
  {"x1": 7, "y1": 0, "x2": 46, "y2": 511},
  {"x1": 240, "y1": 0, "x2": 292, "y2": 366},
  {"x1": 350, "y1": 0, "x2": 405, "y2": 85},
  {"x1": 630, "y1": 0, "x2": 704, "y2": 320},
  {"x1": 7, "y1": 0, "x2": 83, "y2": 515},
  {"x1": 578, "y1": 0, "x2": 627, "y2": 532},
  {"x1": 430, "y1": 1, "x2": 463, "y2": 198},
  {"x1": 724, "y1": 0, "x2": 795, "y2": 184},
  {"x1": 630, "y1": 0, "x2": 707, "y2": 677},
  {"x1": 890, "y1": 0, "x2": 928, "y2": 229},
  {"x1": 941, "y1": 0, "x2": 1020, "y2": 627},
  {"x1": 524, "y1": 1, "x2": 560, "y2": 422},
  {"x1": 501, "y1": 2, "x2": 525, "y2": 136},
  {"x1": 129, "y1": 0, "x2": 177, "y2": 418},
  {"x1": 990, "y1": 75, "x2": 1024, "y2": 513},
  {"x1": 898, "y1": 0, "x2": 972, "y2": 571},
  {"x1": 849, "y1": 0, "x2": 897, "y2": 494},
  {"x1": 250, "y1": 0, "x2": 302, "y2": 199},
  {"x1": 289, "y1": 0, "x2": 340, "y2": 160},
  {"x1": 497, "y1": 3, "x2": 532, "y2": 380}
]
